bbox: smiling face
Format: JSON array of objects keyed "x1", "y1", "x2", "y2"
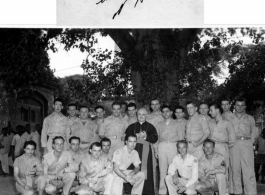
[
  {"x1": 175, "y1": 108, "x2": 184, "y2": 119},
  {"x1": 162, "y1": 107, "x2": 172, "y2": 119},
  {"x1": 151, "y1": 100, "x2": 160, "y2": 112},
  {"x1": 101, "y1": 141, "x2": 111, "y2": 154},
  {"x1": 137, "y1": 108, "x2": 147, "y2": 123},
  {"x1": 128, "y1": 106, "x2": 137, "y2": 118},
  {"x1": 53, "y1": 138, "x2": 64, "y2": 153},
  {"x1": 199, "y1": 104, "x2": 209, "y2": 115},
  {"x1": 90, "y1": 145, "x2": 102, "y2": 159},
  {"x1": 53, "y1": 101, "x2": 63, "y2": 113},
  {"x1": 187, "y1": 103, "x2": 197, "y2": 117},
  {"x1": 203, "y1": 142, "x2": 214, "y2": 156},
  {"x1": 126, "y1": 136, "x2": 137, "y2": 151},
  {"x1": 67, "y1": 105, "x2": 77, "y2": 117},
  {"x1": 112, "y1": 104, "x2": 121, "y2": 117},
  {"x1": 177, "y1": 142, "x2": 188, "y2": 156}
]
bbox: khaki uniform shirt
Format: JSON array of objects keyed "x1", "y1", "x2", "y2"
[
  {"x1": 99, "y1": 115, "x2": 128, "y2": 138},
  {"x1": 93, "y1": 118, "x2": 105, "y2": 134},
  {"x1": 222, "y1": 111, "x2": 235, "y2": 121},
  {"x1": 41, "y1": 112, "x2": 69, "y2": 148},
  {"x1": 79, "y1": 154, "x2": 112, "y2": 184},
  {"x1": 112, "y1": 146, "x2": 141, "y2": 171},
  {"x1": 14, "y1": 154, "x2": 43, "y2": 180},
  {"x1": 156, "y1": 119, "x2": 185, "y2": 142},
  {"x1": 168, "y1": 153, "x2": 198, "y2": 187},
  {"x1": 71, "y1": 119, "x2": 99, "y2": 144},
  {"x1": 42, "y1": 150, "x2": 78, "y2": 176},
  {"x1": 229, "y1": 113, "x2": 256, "y2": 143},
  {"x1": 208, "y1": 117, "x2": 236, "y2": 147},
  {"x1": 198, "y1": 152, "x2": 226, "y2": 180},
  {"x1": 186, "y1": 113, "x2": 210, "y2": 142},
  {"x1": 68, "y1": 149, "x2": 87, "y2": 166}
]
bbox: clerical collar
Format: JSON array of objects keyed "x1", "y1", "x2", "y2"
[{"x1": 139, "y1": 121, "x2": 146, "y2": 125}]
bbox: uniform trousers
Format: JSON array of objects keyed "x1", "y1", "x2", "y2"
[
  {"x1": 165, "y1": 175, "x2": 196, "y2": 195},
  {"x1": 45, "y1": 172, "x2": 76, "y2": 195},
  {"x1": 229, "y1": 139, "x2": 256, "y2": 195},
  {"x1": 195, "y1": 173, "x2": 226, "y2": 195},
  {"x1": 16, "y1": 175, "x2": 46, "y2": 195},
  {"x1": 111, "y1": 170, "x2": 145, "y2": 195},
  {"x1": 158, "y1": 142, "x2": 177, "y2": 194}
]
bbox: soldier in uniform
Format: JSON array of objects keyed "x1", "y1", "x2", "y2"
[
  {"x1": 221, "y1": 98, "x2": 235, "y2": 121},
  {"x1": 112, "y1": 134, "x2": 145, "y2": 195},
  {"x1": 68, "y1": 136, "x2": 85, "y2": 166},
  {"x1": 76, "y1": 142, "x2": 114, "y2": 195},
  {"x1": 127, "y1": 102, "x2": 138, "y2": 125},
  {"x1": 146, "y1": 99, "x2": 164, "y2": 127},
  {"x1": 208, "y1": 103, "x2": 236, "y2": 182},
  {"x1": 174, "y1": 106, "x2": 187, "y2": 143},
  {"x1": 99, "y1": 102, "x2": 128, "y2": 157},
  {"x1": 154, "y1": 105, "x2": 184, "y2": 195},
  {"x1": 67, "y1": 103, "x2": 79, "y2": 128},
  {"x1": 165, "y1": 140, "x2": 198, "y2": 195},
  {"x1": 71, "y1": 106, "x2": 100, "y2": 155},
  {"x1": 186, "y1": 101, "x2": 211, "y2": 161},
  {"x1": 93, "y1": 105, "x2": 106, "y2": 134},
  {"x1": 41, "y1": 98, "x2": 70, "y2": 154},
  {"x1": 14, "y1": 140, "x2": 46, "y2": 195},
  {"x1": 195, "y1": 139, "x2": 226, "y2": 195},
  {"x1": 42, "y1": 136, "x2": 78, "y2": 195},
  {"x1": 228, "y1": 98, "x2": 257, "y2": 195},
  {"x1": 100, "y1": 137, "x2": 112, "y2": 161},
  {"x1": 199, "y1": 103, "x2": 211, "y2": 123}
]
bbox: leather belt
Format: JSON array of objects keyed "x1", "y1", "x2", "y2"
[
  {"x1": 237, "y1": 136, "x2": 250, "y2": 140},
  {"x1": 161, "y1": 140, "x2": 178, "y2": 143}
]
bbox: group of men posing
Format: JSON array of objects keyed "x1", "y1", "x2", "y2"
[{"x1": 13, "y1": 97, "x2": 257, "y2": 195}]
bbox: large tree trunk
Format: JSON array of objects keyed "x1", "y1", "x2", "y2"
[{"x1": 106, "y1": 29, "x2": 201, "y2": 104}]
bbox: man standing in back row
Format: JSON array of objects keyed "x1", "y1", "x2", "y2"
[
  {"x1": 186, "y1": 101, "x2": 210, "y2": 161},
  {"x1": 228, "y1": 98, "x2": 257, "y2": 195},
  {"x1": 41, "y1": 98, "x2": 69, "y2": 154},
  {"x1": 99, "y1": 102, "x2": 128, "y2": 157}
]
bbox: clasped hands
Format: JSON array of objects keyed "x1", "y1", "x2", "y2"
[
  {"x1": 172, "y1": 174, "x2": 187, "y2": 193},
  {"x1": 125, "y1": 173, "x2": 135, "y2": 185}
]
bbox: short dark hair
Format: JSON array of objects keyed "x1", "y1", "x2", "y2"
[
  {"x1": 186, "y1": 101, "x2": 197, "y2": 107},
  {"x1": 161, "y1": 104, "x2": 172, "y2": 111},
  {"x1": 174, "y1": 106, "x2": 185, "y2": 112},
  {"x1": 69, "y1": 136, "x2": 80, "y2": 144},
  {"x1": 120, "y1": 102, "x2": 128, "y2": 106},
  {"x1": 79, "y1": 105, "x2": 89, "y2": 110},
  {"x1": 23, "y1": 140, "x2": 36, "y2": 149},
  {"x1": 112, "y1": 102, "x2": 121, "y2": 108},
  {"x1": 100, "y1": 137, "x2": 111, "y2": 146},
  {"x1": 177, "y1": 140, "x2": 188, "y2": 148},
  {"x1": 90, "y1": 142, "x2": 102, "y2": 150},
  {"x1": 95, "y1": 105, "x2": 105, "y2": 112},
  {"x1": 209, "y1": 103, "x2": 223, "y2": 114},
  {"x1": 199, "y1": 102, "x2": 209, "y2": 108},
  {"x1": 203, "y1": 139, "x2": 215, "y2": 147},
  {"x1": 127, "y1": 102, "x2": 137, "y2": 110},
  {"x1": 52, "y1": 136, "x2": 65, "y2": 144},
  {"x1": 125, "y1": 133, "x2": 137, "y2": 141},
  {"x1": 68, "y1": 103, "x2": 77, "y2": 109},
  {"x1": 54, "y1": 98, "x2": 64, "y2": 105},
  {"x1": 221, "y1": 97, "x2": 232, "y2": 104},
  {"x1": 150, "y1": 98, "x2": 160, "y2": 105},
  {"x1": 235, "y1": 98, "x2": 246, "y2": 105}
]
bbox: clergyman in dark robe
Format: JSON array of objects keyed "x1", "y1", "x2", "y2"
[{"x1": 125, "y1": 107, "x2": 158, "y2": 195}]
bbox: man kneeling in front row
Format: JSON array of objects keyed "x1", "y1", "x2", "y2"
[
  {"x1": 195, "y1": 139, "x2": 226, "y2": 195},
  {"x1": 111, "y1": 134, "x2": 145, "y2": 195},
  {"x1": 166, "y1": 140, "x2": 198, "y2": 195},
  {"x1": 42, "y1": 136, "x2": 78, "y2": 195},
  {"x1": 76, "y1": 142, "x2": 114, "y2": 195}
]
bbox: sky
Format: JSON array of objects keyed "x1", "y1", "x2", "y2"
[{"x1": 48, "y1": 29, "x2": 260, "y2": 84}]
